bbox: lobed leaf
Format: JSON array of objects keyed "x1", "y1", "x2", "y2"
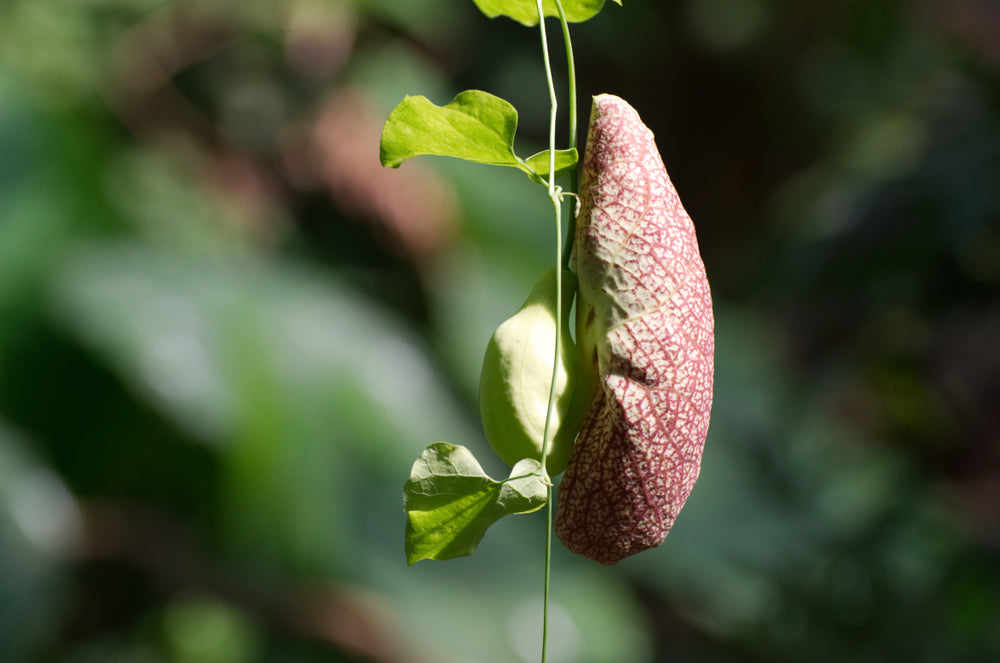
[
  {"x1": 404, "y1": 443, "x2": 547, "y2": 564},
  {"x1": 380, "y1": 90, "x2": 576, "y2": 180},
  {"x1": 472, "y1": 0, "x2": 619, "y2": 27},
  {"x1": 555, "y1": 95, "x2": 715, "y2": 564}
]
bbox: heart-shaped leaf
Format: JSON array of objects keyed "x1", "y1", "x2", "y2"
[
  {"x1": 404, "y1": 442, "x2": 547, "y2": 564},
  {"x1": 472, "y1": 0, "x2": 620, "y2": 27},
  {"x1": 555, "y1": 94, "x2": 715, "y2": 564},
  {"x1": 380, "y1": 90, "x2": 577, "y2": 180}
]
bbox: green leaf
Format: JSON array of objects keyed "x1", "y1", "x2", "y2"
[
  {"x1": 404, "y1": 443, "x2": 547, "y2": 564},
  {"x1": 524, "y1": 148, "x2": 579, "y2": 180},
  {"x1": 472, "y1": 0, "x2": 617, "y2": 26},
  {"x1": 380, "y1": 90, "x2": 577, "y2": 181}
]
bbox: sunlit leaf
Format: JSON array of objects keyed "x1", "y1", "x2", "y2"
[
  {"x1": 471, "y1": 0, "x2": 619, "y2": 26},
  {"x1": 404, "y1": 443, "x2": 547, "y2": 564},
  {"x1": 380, "y1": 90, "x2": 576, "y2": 180},
  {"x1": 524, "y1": 148, "x2": 579, "y2": 180}
]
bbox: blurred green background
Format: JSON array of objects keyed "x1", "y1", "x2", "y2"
[{"x1": 1, "y1": 0, "x2": 998, "y2": 661}]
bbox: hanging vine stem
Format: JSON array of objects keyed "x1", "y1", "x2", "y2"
[
  {"x1": 388, "y1": 3, "x2": 707, "y2": 661},
  {"x1": 534, "y1": 1, "x2": 576, "y2": 661},
  {"x1": 556, "y1": 1, "x2": 579, "y2": 271}
]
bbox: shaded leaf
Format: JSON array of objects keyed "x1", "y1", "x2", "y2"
[
  {"x1": 380, "y1": 90, "x2": 576, "y2": 180},
  {"x1": 472, "y1": 0, "x2": 618, "y2": 27},
  {"x1": 404, "y1": 443, "x2": 547, "y2": 564}
]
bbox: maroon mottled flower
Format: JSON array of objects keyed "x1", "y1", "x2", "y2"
[{"x1": 555, "y1": 94, "x2": 715, "y2": 565}]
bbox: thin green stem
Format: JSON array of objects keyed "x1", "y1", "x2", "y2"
[
  {"x1": 538, "y1": 197, "x2": 563, "y2": 478},
  {"x1": 534, "y1": 3, "x2": 565, "y2": 663},
  {"x1": 535, "y1": 5, "x2": 559, "y2": 198},
  {"x1": 535, "y1": 5, "x2": 564, "y2": 478},
  {"x1": 543, "y1": 480, "x2": 553, "y2": 663},
  {"x1": 538, "y1": 193, "x2": 561, "y2": 663},
  {"x1": 556, "y1": 0, "x2": 578, "y2": 271}
]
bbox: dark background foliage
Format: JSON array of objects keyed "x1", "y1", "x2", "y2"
[{"x1": 1, "y1": 1, "x2": 997, "y2": 661}]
